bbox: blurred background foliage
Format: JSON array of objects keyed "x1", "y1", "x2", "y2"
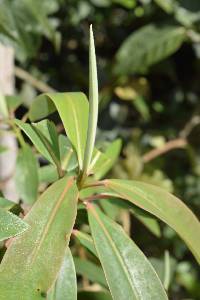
[{"x1": 1, "y1": 0, "x2": 200, "y2": 299}]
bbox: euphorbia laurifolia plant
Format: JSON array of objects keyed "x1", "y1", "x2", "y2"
[{"x1": 0, "y1": 25, "x2": 200, "y2": 300}]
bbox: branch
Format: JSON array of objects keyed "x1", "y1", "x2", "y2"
[
  {"x1": 14, "y1": 66, "x2": 56, "y2": 93},
  {"x1": 142, "y1": 138, "x2": 187, "y2": 163}
]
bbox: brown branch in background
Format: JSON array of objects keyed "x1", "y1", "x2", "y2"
[
  {"x1": 142, "y1": 138, "x2": 187, "y2": 163},
  {"x1": 14, "y1": 66, "x2": 56, "y2": 93},
  {"x1": 179, "y1": 115, "x2": 200, "y2": 138}
]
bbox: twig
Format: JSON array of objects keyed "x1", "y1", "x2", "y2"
[
  {"x1": 179, "y1": 115, "x2": 200, "y2": 138},
  {"x1": 142, "y1": 138, "x2": 187, "y2": 163},
  {"x1": 14, "y1": 66, "x2": 56, "y2": 93}
]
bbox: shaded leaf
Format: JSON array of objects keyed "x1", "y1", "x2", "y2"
[
  {"x1": 88, "y1": 204, "x2": 168, "y2": 300},
  {"x1": 104, "y1": 179, "x2": 200, "y2": 263},
  {"x1": 73, "y1": 230, "x2": 98, "y2": 257},
  {"x1": 59, "y1": 135, "x2": 78, "y2": 172},
  {"x1": 15, "y1": 119, "x2": 60, "y2": 168},
  {"x1": 39, "y1": 165, "x2": 59, "y2": 184},
  {"x1": 0, "y1": 197, "x2": 16, "y2": 210},
  {"x1": 115, "y1": 24, "x2": 186, "y2": 74},
  {"x1": 6, "y1": 95, "x2": 23, "y2": 112},
  {"x1": 74, "y1": 257, "x2": 107, "y2": 287},
  {"x1": 15, "y1": 144, "x2": 39, "y2": 204},
  {"x1": 0, "y1": 176, "x2": 78, "y2": 299},
  {"x1": 130, "y1": 207, "x2": 161, "y2": 237}
]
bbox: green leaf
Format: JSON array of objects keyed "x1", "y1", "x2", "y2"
[
  {"x1": 0, "y1": 208, "x2": 29, "y2": 241},
  {"x1": 34, "y1": 119, "x2": 60, "y2": 161},
  {"x1": 74, "y1": 257, "x2": 107, "y2": 287},
  {"x1": 15, "y1": 119, "x2": 61, "y2": 168},
  {"x1": 0, "y1": 176, "x2": 78, "y2": 299},
  {"x1": 0, "y1": 197, "x2": 16, "y2": 210},
  {"x1": 0, "y1": 0, "x2": 59, "y2": 60},
  {"x1": 104, "y1": 179, "x2": 200, "y2": 263},
  {"x1": 115, "y1": 24, "x2": 186, "y2": 75},
  {"x1": 153, "y1": 0, "x2": 176, "y2": 13},
  {"x1": 149, "y1": 253, "x2": 177, "y2": 289},
  {"x1": 6, "y1": 95, "x2": 23, "y2": 112},
  {"x1": 130, "y1": 207, "x2": 161, "y2": 237},
  {"x1": 39, "y1": 165, "x2": 59, "y2": 184},
  {"x1": 90, "y1": 139, "x2": 122, "y2": 180},
  {"x1": 88, "y1": 204, "x2": 168, "y2": 300},
  {"x1": 59, "y1": 135, "x2": 78, "y2": 171},
  {"x1": 48, "y1": 248, "x2": 77, "y2": 300},
  {"x1": 73, "y1": 230, "x2": 98, "y2": 257},
  {"x1": 89, "y1": 148, "x2": 111, "y2": 179},
  {"x1": 15, "y1": 144, "x2": 39, "y2": 204},
  {"x1": 83, "y1": 25, "x2": 99, "y2": 175},
  {"x1": 78, "y1": 291, "x2": 112, "y2": 300},
  {"x1": 29, "y1": 92, "x2": 89, "y2": 170}
]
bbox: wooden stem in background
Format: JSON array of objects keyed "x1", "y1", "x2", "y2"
[{"x1": 0, "y1": 45, "x2": 18, "y2": 201}]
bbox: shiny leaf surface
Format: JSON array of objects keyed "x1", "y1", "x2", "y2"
[
  {"x1": 29, "y1": 92, "x2": 89, "y2": 170},
  {"x1": 0, "y1": 208, "x2": 29, "y2": 241},
  {"x1": 104, "y1": 179, "x2": 200, "y2": 263},
  {"x1": 0, "y1": 176, "x2": 78, "y2": 299},
  {"x1": 88, "y1": 204, "x2": 168, "y2": 300}
]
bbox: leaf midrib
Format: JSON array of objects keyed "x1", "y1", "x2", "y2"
[
  {"x1": 90, "y1": 206, "x2": 140, "y2": 300},
  {"x1": 28, "y1": 178, "x2": 75, "y2": 265}
]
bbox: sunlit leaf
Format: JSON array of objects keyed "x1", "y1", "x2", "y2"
[
  {"x1": 29, "y1": 92, "x2": 89, "y2": 170},
  {"x1": 88, "y1": 204, "x2": 168, "y2": 300},
  {"x1": 83, "y1": 24, "x2": 99, "y2": 175},
  {"x1": 0, "y1": 208, "x2": 29, "y2": 241},
  {"x1": 104, "y1": 179, "x2": 200, "y2": 263},
  {"x1": 48, "y1": 248, "x2": 77, "y2": 300},
  {"x1": 0, "y1": 176, "x2": 78, "y2": 299}
]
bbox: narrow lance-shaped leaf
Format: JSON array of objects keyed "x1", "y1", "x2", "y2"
[
  {"x1": 104, "y1": 179, "x2": 200, "y2": 263},
  {"x1": 29, "y1": 92, "x2": 89, "y2": 170},
  {"x1": 74, "y1": 257, "x2": 107, "y2": 287},
  {"x1": 130, "y1": 207, "x2": 161, "y2": 237},
  {"x1": 83, "y1": 25, "x2": 99, "y2": 175},
  {"x1": 88, "y1": 204, "x2": 168, "y2": 300},
  {"x1": 73, "y1": 230, "x2": 98, "y2": 257},
  {"x1": 15, "y1": 119, "x2": 61, "y2": 168},
  {"x1": 15, "y1": 144, "x2": 39, "y2": 204},
  {"x1": 0, "y1": 197, "x2": 16, "y2": 210},
  {"x1": 0, "y1": 208, "x2": 29, "y2": 242},
  {"x1": 48, "y1": 248, "x2": 77, "y2": 300},
  {"x1": 0, "y1": 176, "x2": 78, "y2": 300}
]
